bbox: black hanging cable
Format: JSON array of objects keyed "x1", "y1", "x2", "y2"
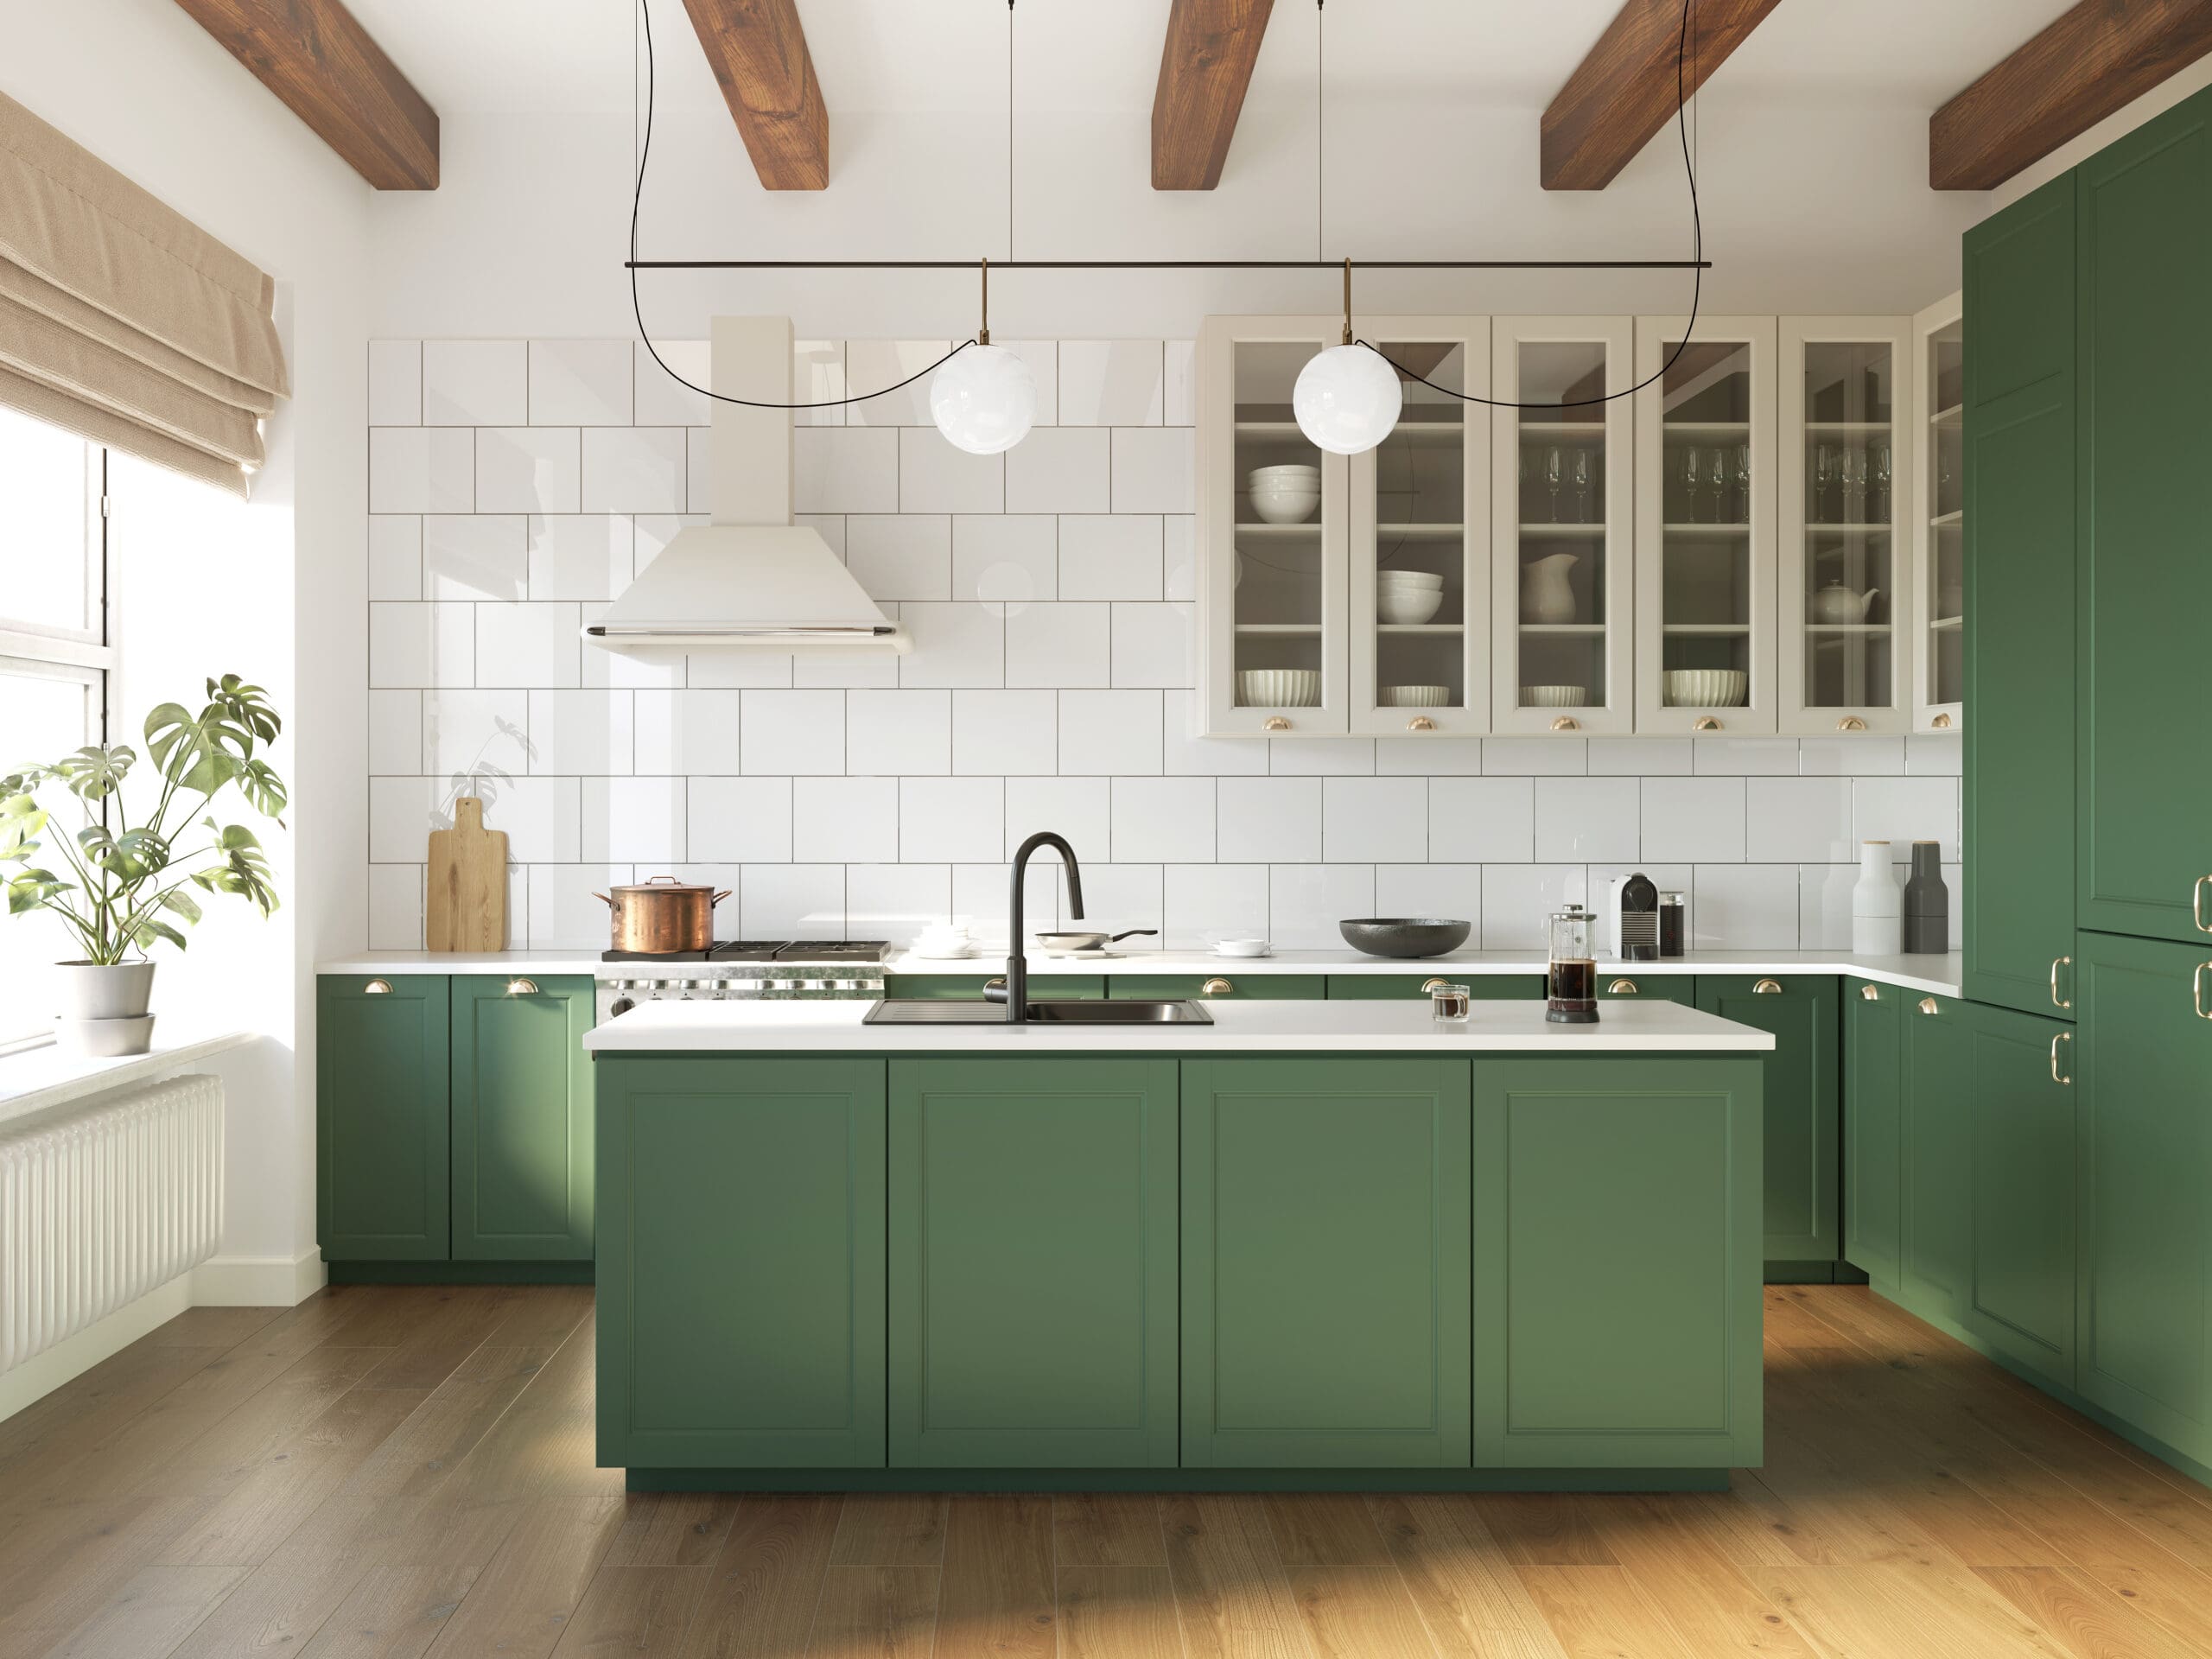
[
  {"x1": 1355, "y1": 0, "x2": 1705, "y2": 410},
  {"x1": 627, "y1": 0, "x2": 974, "y2": 409}
]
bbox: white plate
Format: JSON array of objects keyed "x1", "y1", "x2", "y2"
[
  {"x1": 906, "y1": 950, "x2": 984, "y2": 962},
  {"x1": 1212, "y1": 941, "x2": 1273, "y2": 958},
  {"x1": 1040, "y1": 948, "x2": 1120, "y2": 959}
]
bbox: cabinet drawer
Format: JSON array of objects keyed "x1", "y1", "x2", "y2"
[
  {"x1": 884, "y1": 974, "x2": 1104, "y2": 1001},
  {"x1": 317, "y1": 976, "x2": 451, "y2": 1262},
  {"x1": 1109, "y1": 973, "x2": 1325, "y2": 1001},
  {"x1": 451, "y1": 976, "x2": 594, "y2": 1262},
  {"x1": 1596, "y1": 974, "x2": 1694, "y2": 1003},
  {"x1": 1327, "y1": 975, "x2": 1542, "y2": 1001}
]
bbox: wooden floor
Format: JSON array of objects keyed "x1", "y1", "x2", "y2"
[{"x1": 3, "y1": 1287, "x2": 2211, "y2": 1658}]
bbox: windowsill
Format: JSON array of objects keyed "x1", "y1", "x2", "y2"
[{"x1": 0, "y1": 1030, "x2": 256, "y2": 1128}]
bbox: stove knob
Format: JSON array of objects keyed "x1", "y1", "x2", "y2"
[{"x1": 608, "y1": 996, "x2": 635, "y2": 1018}]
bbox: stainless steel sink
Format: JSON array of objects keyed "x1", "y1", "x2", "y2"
[{"x1": 864, "y1": 998, "x2": 1212, "y2": 1026}]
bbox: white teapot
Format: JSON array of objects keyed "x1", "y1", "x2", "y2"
[{"x1": 1812, "y1": 582, "x2": 1880, "y2": 624}]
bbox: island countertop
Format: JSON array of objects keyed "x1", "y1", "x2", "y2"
[{"x1": 582, "y1": 995, "x2": 1777, "y2": 1054}]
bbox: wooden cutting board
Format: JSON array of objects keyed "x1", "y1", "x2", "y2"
[{"x1": 427, "y1": 797, "x2": 507, "y2": 951}]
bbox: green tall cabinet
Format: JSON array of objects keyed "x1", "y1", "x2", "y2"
[
  {"x1": 1179, "y1": 1058, "x2": 1471, "y2": 1468},
  {"x1": 888, "y1": 1058, "x2": 1178, "y2": 1468},
  {"x1": 1963, "y1": 171, "x2": 2077, "y2": 1020},
  {"x1": 1695, "y1": 976, "x2": 1838, "y2": 1272},
  {"x1": 451, "y1": 976, "x2": 594, "y2": 1261},
  {"x1": 1962, "y1": 999, "x2": 2077, "y2": 1391},
  {"x1": 317, "y1": 976, "x2": 449, "y2": 1262}
]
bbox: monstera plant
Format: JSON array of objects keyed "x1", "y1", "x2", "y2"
[{"x1": 2, "y1": 675, "x2": 284, "y2": 1052}]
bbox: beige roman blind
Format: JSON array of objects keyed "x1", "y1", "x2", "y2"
[{"x1": 0, "y1": 90, "x2": 288, "y2": 497}]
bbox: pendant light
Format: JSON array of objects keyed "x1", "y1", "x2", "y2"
[
  {"x1": 931, "y1": 258, "x2": 1036, "y2": 454},
  {"x1": 1294, "y1": 259, "x2": 1401, "y2": 455}
]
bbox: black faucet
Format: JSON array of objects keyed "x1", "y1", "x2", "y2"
[{"x1": 997, "y1": 830, "x2": 1084, "y2": 1023}]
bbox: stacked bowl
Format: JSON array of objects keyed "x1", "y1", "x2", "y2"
[
  {"x1": 1247, "y1": 465, "x2": 1320, "y2": 524},
  {"x1": 1376, "y1": 568, "x2": 1445, "y2": 625},
  {"x1": 1238, "y1": 668, "x2": 1321, "y2": 707}
]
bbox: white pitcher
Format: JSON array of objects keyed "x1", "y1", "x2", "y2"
[{"x1": 1522, "y1": 552, "x2": 1579, "y2": 625}]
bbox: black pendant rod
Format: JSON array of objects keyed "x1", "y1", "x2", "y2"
[{"x1": 624, "y1": 258, "x2": 1711, "y2": 271}]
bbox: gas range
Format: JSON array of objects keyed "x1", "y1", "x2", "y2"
[{"x1": 595, "y1": 940, "x2": 890, "y2": 1021}]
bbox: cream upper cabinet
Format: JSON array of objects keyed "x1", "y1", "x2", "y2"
[
  {"x1": 1911, "y1": 293, "x2": 1964, "y2": 734},
  {"x1": 1491, "y1": 317, "x2": 1636, "y2": 735},
  {"x1": 1633, "y1": 315, "x2": 1777, "y2": 734},
  {"x1": 1779, "y1": 316, "x2": 1916, "y2": 734},
  {"x1": 1198, "y1": 317, "x2": 1351, "y2": 735},
  {"x1": 1350, "y1": 320, "x2": 1491, "y2": 736}
]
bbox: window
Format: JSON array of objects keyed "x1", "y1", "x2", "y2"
[{"x1": 0, "y1": 402, "x2": 110, "y2": 1052}]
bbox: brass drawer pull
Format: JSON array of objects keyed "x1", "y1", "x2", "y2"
[
  {"x1": 985, "y1": 976, "x2": 1007, "y2": 991},
  {"x1": 506, "y1": 977, "x2": 539, "y2": 996},
  {"x1": 1421, "y1": 977, "x2": 1451, "y2": 993},
  {"x1": 1918, "y1": 996, "x2": 1941, "y2": 1015},
  {"x1": 1407, "y1": 715, "x2": 1438, "y2": 732},
  {"x1": 1860, "y1": 983, "x2": 1880, "y2": 1001},
  {"x1": 2196, "y1": 963, "x2": 2212, "y2": 1020},
  {"x1": 2050, "y1": 956, "x2": 2070, "y2": 1010},
  {"x1": 1262, "y1": 716, "x2": 1292, "y2": 732},
  {"x1": 1752, "y1": 979, "x2": 1783, "y2": 995},
  {"x1": 363, "y1": 979, "x2": 392, "y2": 995},
  {"x1": 1931, "y1": 712, "x2": 1953, "y2": 728},
  {"x1": 1836, "y1": 715, "x2": 1869, "y2": 733},
  {"x1": 2196, "y1": 875, "x2": 2212, "y2": 933},
  {"x1": 1692, "y1": 716, "x2": 1721, "y2": 732},
  {"x1": 1608, "y1": 978, "x2": 1639, "y2": 995},
  {"x1": 2050, "y1": 1032, "x2": 2072, "y2": 1084},
  {"x1": 1203, "y1": 977, "x2": 1235, "y2": 995},
  {"x1": 1549, "y1": 715, "x2": 1580, "y2": 732}
]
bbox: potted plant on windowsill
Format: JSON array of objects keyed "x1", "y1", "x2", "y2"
[{"x1": 1, "y1": 675, "x2": 284, "y2": 1057}]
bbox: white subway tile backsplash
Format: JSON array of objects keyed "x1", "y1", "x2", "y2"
[
  {"x1": 581, "y1": 605, "x2": 683, "y2": 689},
  {"x1": 1059, "y1": 515, "x2": 1161, "y2": 601},
  {"x1": 1165, "y1": 340, "x2": 1197, "y2": 427},
  {"x1": 368, "y1": 516, "x2": 423, "y2": 600},
  {"x1": 741, "y1": 865, "x2": 847, "y2": 940},
  {"x1": 424, "y1": 514, "x2": 526, "y2": 600},
  {"x1": 846, "y1": 863, "x2": 949, "y2": 946},
  {"x1": 1217, "y1": 778, "x2": 1321, "y2": 863},
  {"x1": 1165, "y1": 863, "x2": 1266, "y2": 949},
  {"x1": 476, "y1": 603, "x2": 581, "y2": 688},
  {"x1": 1058, "y1": 340, "x2": 1163, "y2": 426},
  {"x1": 1111, "y1": 428, "x2": 1195, "y2": 513},
  {"x1": 1800, "y1": 734, "x2": 1903, "y2": 776},
  {"x1": 424, "y1": 340, "x2": 525, "y2": 425},
  {"x1": 1376, "y1": 863, "x2": 1482, "y2": 934},
  {"x1": 742, "y1": 689, "x2": 848, "y2": 776},
  {"x1": 527, "y1": 515, "x2": 631, "y2": 601},
  {"x1": 954, "y1": 515, "x2": 1056, "y2": 609},
  {"x1": 1007, "y1": 603, "x2": 1109, "y2": 688},
  {"x1": 689, "y1": 777, "x2": 794, "y2": 862},
  {"x1": 899, "y1": 777, "x2": 1002, "y2": 863},
  {"x1": 528, "y1": 865, "x2": 632, "y2": 950},
  {"x1": 530, "y1": 340, "x2": 632, "y2": 426},
  {"x1": 1006, "y1": 426, "x2": 1109, "y2": 513},
  {"x1": 794, "y1": 776, "x2": 899, "y2": 863},
  {"x1": 1592, "y1": 736, "x2": 1688, "y2": 775},
  {"x1": 953, "y1": 690, "x2": 1057, "y2": 776},
  {"x1": 477, "y1": 428, "x2": 580, "y2": 513},
  {"x1": 530, "y1": 689, "x2": 634, "y2": 775},
  {"x1": 1270, "y1": 864, "x2": 1374, "y2": 950},
  {"x1": 369, "y1": 341, "x2": 422, "y2": 426},
  {"x1": 899, "y1": 427, "x2": 1002, "y2": 514},
  {"x1": 847, "y1": 514, "x2": 951, "y2": 601},
  {"x1": 633, "y1": 690, "x2": 743, "y2": 774},
  {"x1": 1484, "y1": 737, "x2": 1586, "y2": 776},
  {"x1": 1905, "y1": 733, "x2": 1963, "y2": 776},
  {"x1": 1069, "y1": 864, "x2": 1162, "y2": 944},
  {"x1": 1693, "y1": 736, "x2": 1800, "y2": 775},
  {"x1": 370, "y1": 427, "x2": 473, "y2": 512},
  {"x1": 1797, "y1": 862, "x2": 1859, "y2": 950},
  {"x1": 1746, "y1": 776, "x2": 1854, "y2": 863},
  {"x1": 954, "y1": 861, "x2": 1059, "y2": 944},
  {"x1": 1429, "y1": 777, "x2": 1535, "y2": 862},
  {"x1": 1323, "y1": 777, "x2": 1427, "y2": 863},
  {"x1": 687, "y1": 429, "x2": 712, "y2": 513},
  {"x1": 847, "y1": 690, "x2": 950, "y2": 776},
  {"x1": 368, "y1": 690, "x2": 422, "y2": 774},
  {"x1": 795, "y1": 427, "x2": 899, "y2": 513},
  {"x1": 369, "y1": 776, "x2": 437, "y2": 862},
  {"x1": 369, "y1": 601, "x2": 474, "y2": 688},
  {"x1": 582, "y1": 427, "x2": 685, "y2": 512},
  {"x1": 1113, "y1": 777, "x2": 1216, "y2": 863},
  {"x1": 583, "y1": 777, "x2": 685, "y2": 862},
  {"x1": 847, "y1": 340, "x2": 950, "y2": 427},
  {"x1": 366, "y1": 862, "x2": 424, "y2": 950},
  {"x1": 1064, "y1": 690, "x2": 1164, "y2": 777},
  {"x1": 1006, "y1": 777, "x2": 1109, "y2": 858},
  {"x1": 1694, "y1": 864, "x2": 1800, "y2": 949},
  {"x1": 423, "y1": 689, "x2": 530, "y2": 779},
  {"x1": 1376, "y1": 735, "x2": 1484, "y2": 776},
  {"x1": 1109, "y1": 602, "x2": 1192, "y2": 689},
  {"x1": 793, "y1": 340, "x2": 847, "y2": 426},
  {"x1": 476, "y1": 777, "x2": 581, "y2": 863},
  {"x1": 1533, "y1": 776, "x2": 1640, "y2": 862},
  {"x1": 1853, "y1": 776, "x2": 1961, "y2": 861},
  {"x1": 1268, "y1": 737, "x2": 1374, "y2": 777},
  {"x1": 1642, "y1": 776, "x2": 1747, "y2": 863},
  {"x1": 899, "y1": 602, "x2": 1004, "y2": 688},
  {"x1": 634, "y1": 339, "x2": 710, "y2": 425},
  {"x1": 1162, "y1": 691, "x2": 1268, "y2": 777},
  {"x1": 1482, "y1": 865, "x2": 1588, "y2": 950},
  {"x1": 1162, "y1": 516, "x2": 1197, "y2": 601},
  {"x1": 632, "y1": 512, "x2": 708, "y2": 575}
]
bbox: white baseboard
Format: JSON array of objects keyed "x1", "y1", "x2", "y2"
[
  {"x1": 0, "y1": 1275, "x2": 194, "y2": 1424},
  {"x1": 192, "y1": 1248, "x2": 327, "y2": 1307}
]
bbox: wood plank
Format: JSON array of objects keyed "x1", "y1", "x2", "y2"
[
  {"x1": 1282, "y1": 1564, "x2": 1440, "y2": 1659},
  {"x1": 1151, "y1": 0, "x2": 1275, "y2": 190},
  {"x1": 42, "y1": 1562, "x2": 245, "y2": 1659},
  {"x1": 1932, "y1": 0, "x2": 2212, "y2": 189},
  {"x1": 1367, "y1": 1494, "x2": 1568, "y2": 1659},
  {"x1": 1262, "y1": 1494, "x2": 1395, "y2": 1567},
  {"x1": 1974, "y1": 1562, "x2": 2205, "y2": 1659},
  {"x1": 935, "y1": 1495, "x2": 1054, "y2": 1659},
  {"x1": 1586, "y1": 1493, "x2": 1825, "y2": 1658},
  {"x1": 678, "y1": 1495, "x2": 842, "y2": 1659},
  {"x1": 545, "y1": 1561, "x2": 709, "y2": 1657},
  {"x1": 1464, "y1": 1496, "x2": 1618, "y2": 1567},
  {"x1": 1161, "y1": 1495, "x2": 1313, "y2": 1659},
  {"x1": 829, "y1": 1494, "x2": 947, "y2": 1567},
  {"x1": 1757, "y1": 1562, "x2": 2078, "y2": 1659},
  {"x1": 677, "y1": 0, "x2": 829, "y2": 191},
  {"x1": 1762, "y1": 1287, "x2": 1844, "y2": 1352},
  {"x1": 1541, "y1": 0, "x2": 1783, "y2": 189},
  {"x1": 168, "y1": 0, "x2": 439, "y2": 189},
  {"x1": 804, "y1": 1565, "x2": 939, "y2": 1659},
  {"x1": 1055, "y1": 1494, "x2": 1167, "y2": 1567},
  {"x1": 1516, "y1": 1565, "x2": 1701, "y2": 1659}
]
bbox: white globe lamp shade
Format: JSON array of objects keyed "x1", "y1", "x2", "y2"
[
  {"x1": 1292, "y1": 344, "x2": 1402, "y2": 455},
  {"x1": 930, "y1": 344, "x2": 1037, "y2": 455}
]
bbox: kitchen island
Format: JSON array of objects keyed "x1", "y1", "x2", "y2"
[{"x1": 586, "y1": 996, "x2": 1772, "y2": 1492}]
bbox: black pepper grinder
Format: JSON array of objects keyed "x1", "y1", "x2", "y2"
[{"x1": 1903, "y1": 842, "x2": 1949, "y2": 953}]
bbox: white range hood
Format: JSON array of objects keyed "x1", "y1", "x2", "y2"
[{"x1": 584, "y1": 316, "x2": 907, "y2": 658}]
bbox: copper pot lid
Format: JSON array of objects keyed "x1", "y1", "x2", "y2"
[{"x1": 601, "y1": 875, "x2": 726, "y2": 899}]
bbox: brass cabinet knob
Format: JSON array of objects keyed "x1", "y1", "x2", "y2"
[
  {"x1": 1608, "y1": 979, "x2": 1638, "y2": 995},
  {"x1": 1692, "y1": 716, "x2": 1721, "y2": 732},
  {"x1": 506, "y1": 977, "x2": 539, "y2": 996},
  {"x1": 2196, "y1": 874, "x2": 2212, "y2": 933},
  {"x1": 2050, "y1": 956, "x2": 2071, "y2": 1010},
  {"x1": 1549, "y1": 715, "x2": 1580, "y2": 732},
  {"x1": 1262, "y1": 715, "x2": 1292, "y2": 732},
  {"x1": 1421, "y1": 977, "x2": 1450, "y2": 993},
  {"x1": 1836, "y1": 715, "x2": 1869, "y2": 732},
  {"x1": 1918, "y1": 996, "x2": 1941, "y2": 1015},
  {"x1": 363, "y1": 978, "x2": 392, "y2": 995},
  {"x1": 1860, "y1": 982, "x2": 1880, "y2": 1001},
  {"x1": 1753, "y1": 978, "x2": 1783, "y2": 995},
  {"x1": 1407, "y1": 715, "x2": 1438, "y2": 732},
  {"x1": 1202, "y1": 977, "x2": 1234, "y2": 995},
  {"x1": 2050, "y1": 1032, "x2": 2072, "y2": 1084},
  {"x1": 1931, "y1": 712, "x2": 1953, "y2": 728}
]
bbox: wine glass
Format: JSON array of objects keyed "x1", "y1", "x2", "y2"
[
  {"x1": 1571, "y1": 450, "x2": 1592, "y2": 522},
  {"x1": 1707, "y1": 449, "x2": 1727, "y2": 521},
  {"x1": 1544, "y1": 446, "x2": 1563, "y2": 523},
  {"x1": 1814, "y1": 444, "x2": 1834, "y2": 520},
  {"x1": 1680, "y1": 445, "x2": 1701, "y2": 522},
  {"x1": 1732, "y1": 443, "x2": 1751, "y2": 524},
  {"x1": 1845, "y1": 450, "x2": 1868, "y2": 523},
  {"x1": 1872, "y1": 444, "x2": 1893, "y2": 522}
]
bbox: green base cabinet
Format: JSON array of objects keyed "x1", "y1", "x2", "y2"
[
  {"x1": 883, "y1": 975, "x2": 1103, "y2": 1001},
  {"x1": 318, "y1": 976, "x2": 450, "y2": 1262},
  {"x1": 595, "y1": 1056, "x2": 887, "y2": 1470},
  {"x1": 1109, "y1": 974, "x2": 1326, "y2": 1001},
  {"x1": 1180, "y1": 1058, "x2": 1471, "y2": 1468},
  {"x1": 451, "y1": 976, "x2": 594, "y2": 1262},
  {"x1": 2076, "y1": 931, "x2": 2212, "y2": 1468},
  {"x1": 1472, "y1": 1058, "x2": 1763, "y2": 1471},
  {"x1": 1900, "y1": 992, "x2": 1974, "y2": 1325},
  {"x1": 1964, "y1": 1001, "x2": 2077, "y2": 1391},
  {"x1": 1842, "y1": 978, "x2": 1904, "y2": 1291},
  {"x1": 888, "y1": 1058, "x2": 1177, "y2": 1468},
  {"x1": 1696, "y1": 976, "x2": 1839, "y2": 1268},
  {"x1": 1597, "y1": 976, "x2": 1694, "y2": 1005},
  {"x1": 1326, "y1": 976, "x2": 1542, "y2": 1001}
]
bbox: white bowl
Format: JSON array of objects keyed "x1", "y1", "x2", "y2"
[
  {"x1": 1377, "y1": 590, "x2": 1445, "y2": 625},
  {"x1": 1663, "y1": 669, "x2": 1750, "y2": 708},
  {"x1": 1248, "y1": 488, "x2": 1319, "y2": 526},
  {"x1": 1521, "y1": 685, "x2": 1588, "y2": 708},
  {"x1": 1212, "y1": 938, "x2": 1273, "y2": 957},
  {"x1": 1239, "y1": 668, "x2": 1321, "y2": 707},
  {"x1": 1249, "y1": 463, "x2": 1319, "y2": 479},
  {"x1": 1380, "y1": 684, "x2": 1450, "y2": 707},
  {"x1": 1376, "y1": 570, "x2": 1445, "y2": 588}
]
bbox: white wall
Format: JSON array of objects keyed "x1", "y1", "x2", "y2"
[{"x1": 1, "y1": 0, "x2": 373, "y2": 1297}]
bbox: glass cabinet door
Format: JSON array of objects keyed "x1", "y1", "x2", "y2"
[
  {"x1": 1914, "y1": 296, "x2": 1964, "y2": 732},
  {"x1": 1780, "y1": 317, "x2": 1914, "y2": 734},
  {"x1": 1198, "y1": 320, "x2": 1349, "y2": 734},
  {"x1": 1350, "y1": 323, "x2": 1488, "y2": 736},
  {"x1": 1633, "y1": 316, "x2": 1776, "y2": 734},
  {"x1": 1490, "y1": 318, "x2": 1635, "y2": 735}
]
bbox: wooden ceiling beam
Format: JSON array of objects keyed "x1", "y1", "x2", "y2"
[
  {"x1": 1152, "y1": 0, "x2": 1275, "y2": 190},
  {"x1": 1931, "y1": 0, "x2": 2212, "y2": 191},
  {"x1": 680, "y1": 0, "x2": 830, "y2": 191},
  {"x1": 1541, "y1": 0, "x2": 1781, "y2": 190},
  {"x1": 171, "y1": 0, "x2": 438, "y2": 189}
]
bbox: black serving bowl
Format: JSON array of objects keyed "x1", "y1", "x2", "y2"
[{"x1": 1338, "y1": 918, "x2": 1472, "y2": 959}]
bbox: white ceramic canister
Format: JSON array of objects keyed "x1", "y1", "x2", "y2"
[{"x1": 1851, "y1": 840, "x2": 1904, "y2": 954}]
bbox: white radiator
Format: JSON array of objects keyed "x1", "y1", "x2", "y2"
[{"x1": 0, "y1": 1074, "x2": 223, "y2": 1375}]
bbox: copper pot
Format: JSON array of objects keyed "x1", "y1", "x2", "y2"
[{"x1": 593, "y1": 875, "x2": 731, "y2": 954}]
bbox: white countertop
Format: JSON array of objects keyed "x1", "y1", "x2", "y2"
[
  {"x1": 319, "y1": 947, "x2": 1962, "y2": 998},
  {"x1": 582, "y1": 996, "x2": 1777, "y2": 1055},
  {"x1": 0, "y1": 1030, "x2": 256, "y2": 1128}
]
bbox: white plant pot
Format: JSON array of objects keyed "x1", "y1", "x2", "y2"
[
  {"x1": 56, "y1": 959, "x2": 157, "y2": 1020},
  {"x1": 57, "y1": 1014, "x2": 156, "y2": 1058}
]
